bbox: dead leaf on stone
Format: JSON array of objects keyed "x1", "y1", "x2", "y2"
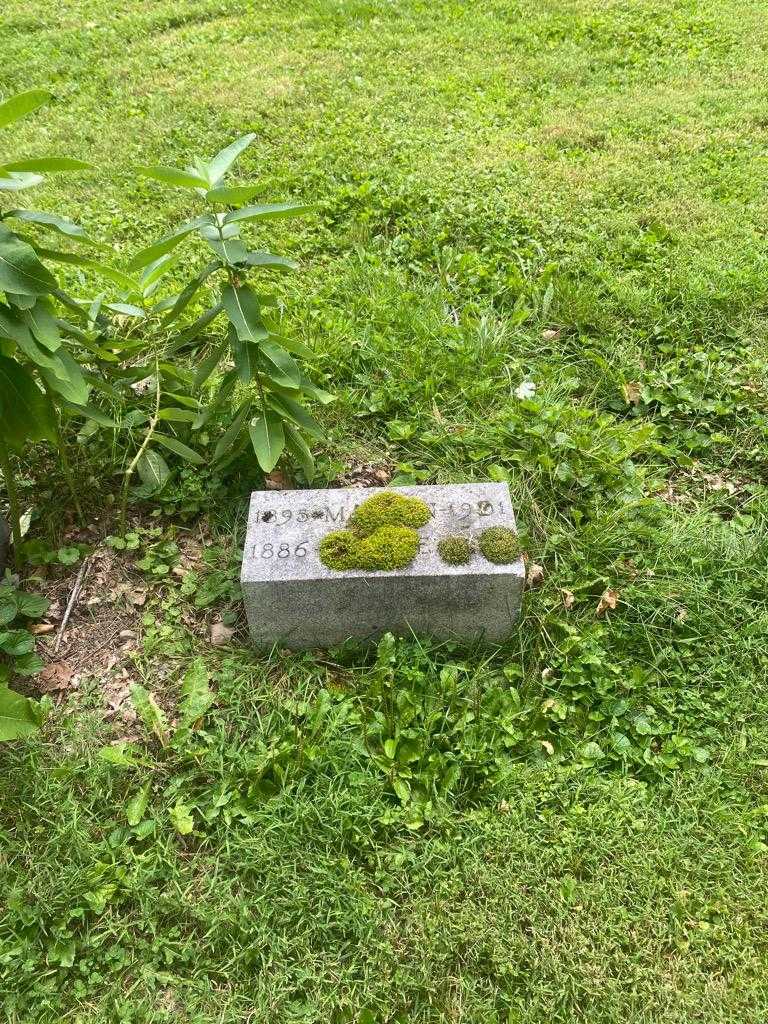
[
  {"x1": 561, "y1": 589, "x2": 575, "y2": 610},
  {"x1": 210, "y1": 621, "x2": 235, "y2": 646},
  {"x1": 38, "y1": 661, "x2": 75, "y2": 693},
  {"x1": 526, "y1": 562, "x2": 545, "y2": 589},
  {"x1": 596, "y1": 588, "x2": 620, "y2": 616},
  {"x1": 622, "y1": 381, "x2": 641, "y2": 405}
]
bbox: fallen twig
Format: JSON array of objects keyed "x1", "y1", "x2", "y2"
[{"x1": 54, "y1": 555, "x2": 93, "y2": 654}]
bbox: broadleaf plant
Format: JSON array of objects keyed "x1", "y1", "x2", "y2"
[
  {"x1": 0, "y1": 577, "x2": 49, "y2": 741},
  {"x1": 0, "y1": 89, "x2": 111, "y2": 555},
  {"x1": 127, "y1": 133, "x2": 331, "y2": 492}
]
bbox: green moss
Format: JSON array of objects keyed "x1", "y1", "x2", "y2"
[
  {"x1": 318, "y1": 530, "x2": 359, "y2": 571},
  {"x1": 437, "y1": 535, "x2": 472, "y2": 565},
  {"x1": 348, "y1": 491, "x2": 431, "y2": 536},
  {"x1": 355, "y1": 525, "x2": 420, "y2": 570},
  {"x1": 319, "y1": 523, "x2": 421, "y2": 571},
  {"x1": 478, "y1": 526, "x2": 520, "y2": 564},
  {"x1": 320, "y1": 491, "x2": 430, "y2": 571}
]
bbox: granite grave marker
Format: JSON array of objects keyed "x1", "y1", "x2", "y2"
[{"x1": 241, "y1": 482, "x2": 524, "y2": 648}]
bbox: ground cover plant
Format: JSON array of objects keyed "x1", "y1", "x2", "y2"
[{"x1": 3, "y1": 0, "x2": 768, "y2": 1022}]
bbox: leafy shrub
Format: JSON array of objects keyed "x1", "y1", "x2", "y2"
[
  {"x1": 0, "y1": 89, "x2": 111, "y2": 548},
  {"x1": 118, "y1": 132, "x2": 332, "y2": 506}
]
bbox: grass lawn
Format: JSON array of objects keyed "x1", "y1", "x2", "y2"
[{"x1": 3, "y1": 0, "x2": 768, "y2": 1021}]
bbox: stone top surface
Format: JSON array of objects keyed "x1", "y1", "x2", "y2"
[{"x1": 241, "y1": 482, "x2": 523, "y2": 584}]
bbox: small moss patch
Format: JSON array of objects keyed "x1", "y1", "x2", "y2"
[
  {"x1": 318, "y1": 530, "x2": 359, "y2": 571},
  {"x1": 348, "y1": 491, "x2": 431, "y2": 536},
  {"x1": 437, "y1": 535, "x2": 472, "y2": 565},
  {"x1": 478, "y1": 526, "x2": 520, "y2": 564},
  {"x1": 319, "y1": 491, "x2": 430, "y2": 571}
]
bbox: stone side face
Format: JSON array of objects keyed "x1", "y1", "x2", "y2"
[{"x1": 241, "y1": 483, "x2": 524, "y2": 648}]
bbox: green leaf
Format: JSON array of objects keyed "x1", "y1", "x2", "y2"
[
  {"x1": 130, "y1": 684, "x2": 168, "y2": 745},
  {"x1": 0, "y1": 354, "x2": 56, "y2": 450},
  {"x1": 244, "y1": 250, "x2": 298, "y2": 271},
  {"x1": 24, "y1": 297, "x2": 62, "y2": 351},
  {"x1": 125, "y1": 215, "x2": 214, "y2": 272},
  {"x1": 284, "y1": 422, "x2": 315, "y2": 482},
  {"x1": 13, "y1": 652, "x2": 44, "y2": 677},
  {"x1": 0, "y1": 587, "x2": 19, "y2": 626},
  {"x1": 213, "y1": 401, "x2": 251, "y2": 461},
  {"x1": 125, "y1": 783, "x2": 151, "y2": 826},
  {"x1": 206, "y1": 184, "x2": 263, "y2": 205},
  {"x1": 223, "y1": 202, "x2": 311, "y2": 226},
  {"x1": 36, "y1": 248, "x2": 135, "y2": 290},
  {"x1": 136, "y1": 449, "x2": 170, "y2": 493},
  {"x1": 208, "y1": 133, "x2": 257, "y2": 183},
  {"x1": 249, "y1": 411, "x2": 285, "y2": 472},
  {"x1": 5, "y1": 292, "x2": 36, "y2": 310},
  {"x1": 152, "y1": 433, "x2": 204, "y2": 464},
  {"x1": 0, "y1": 89, "x2": 51, "y2": 129},
  {"x1": 203, "y1": 235, "x2": 248, "y2": 265},
  {"x1": 0, "y1": 157, "x2": 91, "y2": 173},
  {"x1": 0, "y1": 223, "x2": 56, "y2": 295},
  {"x1": 38, "y1": 347, "x2": 90, "y2": 405},
  {"x1": 4, "y1": 209, "x2": 89, "y2": 241},
  {"x1": 0, "y1": 685, "x2": 40, "y2": 741},
  {"x1": 259, "y1": 340, "x2": 301, "y2": 388},
  {"x1": 139, "y1": 250, "x2": 179, "y2": 290},
  {"x1": 157, "y1": 407, "x2": 197, "y2": 423},
  {"x1": 163, "y1": 260, "x2": 221, "y2": 325},
  {"x1": 268, "y1": 393, "x2": 323, "y2": 438},
  {"x1": 193, "y1": 339, "x2": 227, "y2": 387},
  {"x1": 229, "y1": 325, "x2": 259, "y2": 384},
  {"x1": 166, "y1": 303, "x2": 224, "y2": 354},
  {"x1": 0, "y1": 171, "x2": 44, "y2": 192},
  {"x1": 222, "y1": 283, "x2": 268, "y2": 342},
  {"x1": 0, "y1": 172, "x2": 44, "y2": 192},
  {"x1": 168, "y1": 801, "x2": 194, "y2": 835},
  {"x1": 178, "y1": 657, "x2": 215, "y2": 727},
  {"x1": 136, "y1": 165, "x2": 208, "y2": 190},
  {"x1": 65, "y1": 401, "x2": 117, "y2": 428},
  {"x1": 16, "y1": 592, "x2": 49, "y2": 617},
  {"x1": 99, "y1": 741, "x2": 139, "y2": 767},
  {"x1": 0, "y1": 629, "x2": 35, "y2": 656},
  {"x1": 266, "y1": 333, "x2": 314, "y2": 359}
]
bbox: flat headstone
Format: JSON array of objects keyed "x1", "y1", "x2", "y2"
[{"x1": 241, "y1": 482, "x2": 524, "y2": 649}]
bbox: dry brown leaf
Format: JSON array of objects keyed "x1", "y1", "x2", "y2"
[
  {"x1": 622, "y1": 381, "x2": 641, "y2": 405},
  {"x1": 541, "y1": 328, "x2": 561, "y2": 341},
  {"x1": 210, "y1": 621, "x2": 235, "y2": 646},
  {"x1": 265, "y1": 470, "x2": 290, "y2": 490},
  {"x1": 561, "y1": 589, "x2": 575, "y2": 610},
  {"x1": 526, "y1": 562, "x2": 545, "y2": 588},
  {"x1": 30, "y1": 622, "x2": 55, "y2": 635},
  {"x1": 596, "y1": 588, "x2": 620, "y2": 616},
  {"x1": 37, "y1": 661, "x2": 75, "y2": 693}
]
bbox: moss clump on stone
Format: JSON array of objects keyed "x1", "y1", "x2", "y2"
[
  {"x1": 437, "y1": 535, "x2": 472, "y2": 565},
  {"x1": 355, "y1": 525, "x2": 420, "y2": 570},
  {"x1": 318, "y1": 530, "x2": 358, "y2": 571},
  {"x1": 348, "y1": 491, "x2": 431, "y2": 537},
  {"x1": 478, "y1": 526, "x2": 520, "y2": 564},
  {"x1": 319, "y1": 524, "x2": 420, "y2": 571}
]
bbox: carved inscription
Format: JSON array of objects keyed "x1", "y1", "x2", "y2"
[{"x1": 250, "y1": 498, "x2": 507, "y2": 561}]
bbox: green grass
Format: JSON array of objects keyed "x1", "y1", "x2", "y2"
[{"x1": 3, "y1": 0, "x2": 768, "y2": 1020}]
